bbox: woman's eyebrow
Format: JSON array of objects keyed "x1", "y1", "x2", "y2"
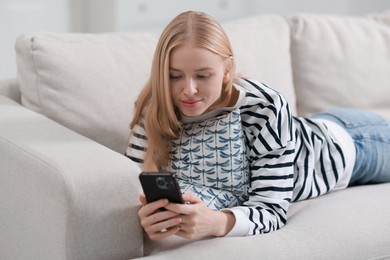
[
  {"x1": 195, "y1": 67, "x2": 213, "y2": 72},
  {"x1": 169, "y1": 67, "x2": 213, "y2": 72}
]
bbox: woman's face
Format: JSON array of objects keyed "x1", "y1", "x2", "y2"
[{"x1": 169, "y1": 43, "x2": 228, "y2": 117}]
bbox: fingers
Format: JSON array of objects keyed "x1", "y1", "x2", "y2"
[
  {"x1": 140, "y1": 208, "x2": 179, "y2": 228},
  {"x1": 182, "y1": 192, "x2": 202, "y2": 204},
  {"x1": 165, "y1": 192, "x2": 202, "y2": 215},
  {"x1": 137, "y1": 193, "x2": 208, "y2": 240},
  {"x1": 149, "y1": 226, "x2": 181, "y2": 240},
  {"x1": 138, "y1": 198, "x2": 183, "y2": 240},
  {"x1": 143, "y1": 213, "x2": 182, "y2": 240},
  {"x1": 138, "y1": 198, "x2": 169, "y2": 217}
]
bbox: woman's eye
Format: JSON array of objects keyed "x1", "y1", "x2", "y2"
[
  {"x1": 197, "y1": 74, "x2": 210, "y2": 80},
  {"x1": 169, "y1": 74, "x2": 182, "y2": 80}
]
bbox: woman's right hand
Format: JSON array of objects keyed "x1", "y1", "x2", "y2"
[{"x1": 138, "y1": 194, "x2": 183, "y2": 240}]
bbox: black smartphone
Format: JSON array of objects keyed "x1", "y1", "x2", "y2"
[{"x1": 139, "y1": 172, "x2": 184, "y2": 204}]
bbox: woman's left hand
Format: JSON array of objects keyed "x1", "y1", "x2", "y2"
[{"x1": 165, "y1": 193, "x2": 236, "y2": 240}]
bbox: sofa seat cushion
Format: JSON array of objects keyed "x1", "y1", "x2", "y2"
[
  {"x1": 289, "y1": 11, "x2": 390, "y2": 118},
  {"x1": 139, "y1": 183, "x2": 390, "y2": 259}
]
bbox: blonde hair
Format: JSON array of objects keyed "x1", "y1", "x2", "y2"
[{"x1": 130, "y1": 11, "x2": 237, "y2": 171}]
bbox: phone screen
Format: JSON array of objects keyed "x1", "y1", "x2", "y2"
[{"x1": 139, "y1": 172, "x2": 184, "y2": 204}]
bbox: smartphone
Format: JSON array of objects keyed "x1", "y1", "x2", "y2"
[{"x1": 139, "y1": 172, "x2": 184, "y2": 204}]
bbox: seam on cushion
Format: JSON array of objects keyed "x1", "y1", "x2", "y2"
[
  {"x1": 367, "y1": 255, "x2": 390, "y2": 260},
  {"x1": 29, "y1": 36, "x2": 47, "y2": 117},
  {"x1": 0, "y1": 134, "x2": 72, "y2": 258}
]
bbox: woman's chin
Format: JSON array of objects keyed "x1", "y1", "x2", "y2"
[{"x1": 180, "y1": 108, "x2": 205, "y2": 117}]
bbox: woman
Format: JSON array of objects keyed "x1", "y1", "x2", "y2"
[{"x1": 126, "y1": 11, "x2": 390, "y2": 240}]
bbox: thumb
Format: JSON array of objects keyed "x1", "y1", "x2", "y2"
[{"x1": 139, "y1": 194, "x2": 147, "y2": 206}]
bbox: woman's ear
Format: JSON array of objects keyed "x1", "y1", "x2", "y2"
[
  {"x1": 223, "y1": 71, "x2": 230, "y2": 83},
  {"x1": 224, "y1": 56, "x2": 234, "y2": 83}
]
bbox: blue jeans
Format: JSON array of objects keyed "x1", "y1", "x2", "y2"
[{"x1": 312, "y1": 108, "x2": 390, "y2": 186}]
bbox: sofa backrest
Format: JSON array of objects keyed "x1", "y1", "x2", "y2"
[
  {"x1": 16, "y1": 32, "x2": 158, "y2": 153},
  {"x1": 289, "y1": 11, "x2": 390, "y2": 118},
  {"x1": 223, "y1": 15, "x2": 296, "y2": 110},
  {"x1": 0, "y1": 78, "x2": 21, "y2": 103},
  {"x1": 15, "y1": 15, "x2": 294, "y2": 153},
  {"x1": 14, "y1": 11, "x2": 390, "y2": 154}
]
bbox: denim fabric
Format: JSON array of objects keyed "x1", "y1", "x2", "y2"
[{"x1": 313, "y1": 108, "x2": 390, "y2": 185}]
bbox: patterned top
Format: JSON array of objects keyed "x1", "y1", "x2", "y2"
[
  {"x1": 126, "y1": 78, "x2": 351, "y2": 236},
  {"x1": 168, "y1": 108, "x2": 249, "y2": 211}
]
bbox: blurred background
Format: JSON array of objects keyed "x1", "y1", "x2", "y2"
[{"x1": 1, "y1": 0, "x2": 389, "y2": 79}]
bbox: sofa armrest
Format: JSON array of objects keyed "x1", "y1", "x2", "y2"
[
  {"x1": 0, "y1": 78, "x2": 21, "y2": 103},
  {"x1": 0, "y1": 96, "x2": 143, "y2": 260}
]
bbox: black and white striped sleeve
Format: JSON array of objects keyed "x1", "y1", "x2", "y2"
[
  {"x1": 125, "y1": 121, "x2": 147, "y2": 168},
  {"x1": 227, "y1": 79, "x2": 295, "y2": 236}
]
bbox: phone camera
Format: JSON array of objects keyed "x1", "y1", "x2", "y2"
[{"x1": 156, "y1": 176, "x2": 174, "y2": 190}]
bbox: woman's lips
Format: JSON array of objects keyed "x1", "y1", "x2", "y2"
[{"x1": 181, "y1": 99, "x2": 201, "y2": 107}]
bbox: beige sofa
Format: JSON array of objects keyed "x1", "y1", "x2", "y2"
[{"x1": 1, "y1": 11, "x2": 390, "y2": 260}]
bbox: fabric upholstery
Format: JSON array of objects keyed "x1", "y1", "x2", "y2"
[
  {"x1": 0, "y1": 78, "x2": 20, "y2": 103},
  {"x1": 223, "y1": 15, "x2": 296, "y2": 114},
  {"x1": 0, "y1": 96, "x2": 143, "y2": 259},
  {"x1": 140, "y1": 183, "x2": 390, "y2": 260},
  {"x1": 16, "y1": 32, "x2": 158, "y2": 153},
  {"x1": 15, "y1": 16, "x2": 295, "y2": 154},
  {"x1": 289, "y1": 12, "x2": 390, "y2": 118}
]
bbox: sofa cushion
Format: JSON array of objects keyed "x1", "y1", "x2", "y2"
[
  {"x1": 0, "y1": 78, "x2": 20, "y2": 103},
  {"x1": 141, "y1": 183, "x2": 390, "y2": 259},
  {"x1": 16, "y1": 32, "x2": 158, "y2": 153},
  {"x1": 15, "y1": 15, "x2": 295, "y2": 153},
  {"x1": 223, "y1": 15, "x2": 296, "y2": 114},
  {"x1": 289, "y1": 11, "x2": 390, "y2": 118}
]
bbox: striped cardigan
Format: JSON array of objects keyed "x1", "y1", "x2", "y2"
[{"x1": 126, "y1": 78, "x2": 349, "y2": 236}]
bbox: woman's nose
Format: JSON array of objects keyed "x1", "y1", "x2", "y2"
[{"x1": 183, "y1": 79, "x2": 197, "y2": 96}]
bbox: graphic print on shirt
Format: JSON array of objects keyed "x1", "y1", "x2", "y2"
[{"x1": 168, "y1": 108, "x2": 250, "y2": 210}]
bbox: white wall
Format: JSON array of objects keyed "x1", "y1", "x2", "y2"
[
  {"x1": 247, "y1": 0, "x2": 390, "y2": 16},
  {"x1": 0, "y1": 0, "x2": 69, "y2": 79},
  {"x1": 83, "y1": 0, "x2": 390, "y2": 33},
  {"x1": 1, "y1": 0, "x2": 389, "y2": 79}
]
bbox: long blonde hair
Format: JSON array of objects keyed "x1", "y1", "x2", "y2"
[{"x1": 130, "y1": 11, "x2": 237, "y2": 171}]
